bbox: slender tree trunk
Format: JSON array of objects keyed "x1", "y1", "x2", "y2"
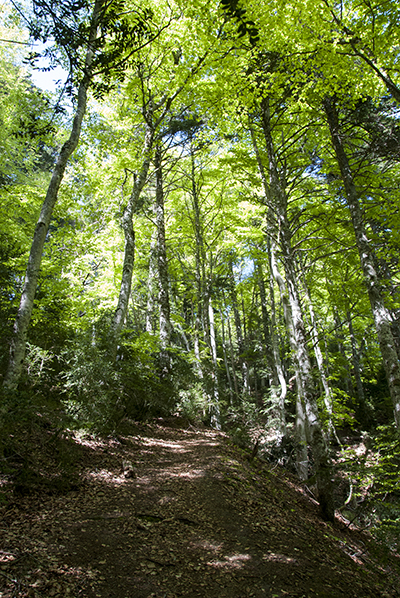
[
  {"x1": 146, "y1": 232, "x2": 157, "y2": 333},
  {"x1": 346, "y1": 308, "x2": 365, "y2": 406},
  {"x1": 269, "y1": 235, "x2": 308, "y2": 479},
  {"x1": 229, "y1": 261, "x2": 250, "y2": 394},
  {"x1": 299, "y1": 258, "x2": 335, "y2": 437},
  {"x1": 189, "y1": 143, "x2": 208, "y2": 384},
  {"x1": 3, "y1": 1, "x2": 102, "y2": 390},
  {"x1": 220, "y1": 312, "x2": 234, "y2": 404},
  {"x1": 256, "y1": 256, "x2": 286, "y2": 439},
  {"x1": 224, "y1": 293, "x2": 240, "y2": 399},
  {"x1": 324, "y1": 95, "x2": 400, "y2": 428},
  {"x1": 332, "y1": 307, "x2": 353, "y2": 397},
  {"x1": 253, "y1": 103, "x2": 308, "y2": 474},
  {"x1": 260, "y1": 98, "x2": 334, "y2": 520},
  {"x1": 154, "y1": 143, "x2": 171, "y2": 375},
  {"x1": 250, "y1": 123, "x2": 287, "y2": 423},
  {"x1": 207, "y1": 295, "x2": 221, "y2": 429},
  {"x1": 348, "y1": 309, "x2": 365, "y2": 403},
  {"x1": 109, "y1": 126, "x2": 154, "y2": 359}
]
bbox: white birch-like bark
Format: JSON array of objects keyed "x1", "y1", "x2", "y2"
[
  {"x1": 220, "y1": 312, "x2": 234, "y2": 404},
  {"x1": 269, "y1": 237, "x2": 308, "y2": 479},
  {"x1": 191, "y1": 148, "x2": 207, "y2": 380},
  {"x1": 250, "y1": 126, "x2": 287, "y2": 415},
  {"x1": 258, "y1": 99, "x2": 334, "y2": 519},
  {"x1": 256, "y1": 257, "x2": 287, "y2": 439},
  {"x1": 154, "y1": 143, "x2": 171, "y2": 375},
  {"x1": 299, "y1": 260, "x2": 335, "y2": 436},
  {"x1": 208, "y1": 295, "x2": 221, "y2": 429},
  {"x1": 347, "y1": 308, "x2": 365, "y2": 405},
  {"x1": 324, "y1": 95, "x2": 400, "y2": 428},
  {"x1": 4, "y1": 0, "x2": 102, "y2": 389},
  {"x1": 146, "y1": 232, "x2": 157, "y2": 333},
  {"x1": 223, "y1": 293, "x2": 240, "y2": 399},
  {"x1": 229, "y1": 261, "x2": 250, "y2": 394},
  {"x1": 109, "y1": 125, "x2": 154, "y2": 359}
]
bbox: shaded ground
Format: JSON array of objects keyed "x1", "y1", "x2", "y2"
[{"x1": 1, "y1": 419, "x2": 399, "y2": 597}]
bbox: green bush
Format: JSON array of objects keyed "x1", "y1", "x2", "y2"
[
  {"x1": 339, "y1": 424, "x2": 400, "y2": 552},
  {"x1": 61, "y1": 329, "x2": 181, "y2": 431}
]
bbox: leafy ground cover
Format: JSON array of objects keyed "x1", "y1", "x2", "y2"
[{"x1": 1, "y1": 418, "x2": 399, "y2": 597}]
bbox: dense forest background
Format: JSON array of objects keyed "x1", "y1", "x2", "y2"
[{"x1": 1, "y1": 0, "x2": 400, "y2": 546}]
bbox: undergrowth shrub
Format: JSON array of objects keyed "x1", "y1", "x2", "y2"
[
  {"x1": 339, "y1": 424, "x2": 400, "y2": 552},
  {"x1": 176, "y1": 382, "x2": 206, "y2": 423},
  {"x1": 0, "y1": 382, "x2": 78, "y2": 496},
  {"x1": 61, "y1": 330, "x2": 182, "y2": 431},
  {"x1": 225, "y1": 396, "x2": 261, "y2": 448}
]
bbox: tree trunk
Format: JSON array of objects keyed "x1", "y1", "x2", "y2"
[
  {"x1": 347, "y1": 308, "x2": 365, "y2": 406},
  {"x1": 146, "y1": 231, "x2": 157, "y2": 333},
  {"x1": 229, "y1": 261, "x2": 250, "y2": 395},
  {"x1": 250, "y1": 123, "x2": 287, "y2": 425},
  {"x1": 332, "y1": 306, "x2": 353, "y2": 397},
  {"x1": 109, "y1": 126, "x2": 154, "y2": 359},
  {"x1": 3, "y1": 0, "x2": 102, "y2": 390},
  {"x1": 207, "y1": 293, "x2": 221, "y2": 429},
  {"x1": 324, "y1": 95, "x2": 400, "y2": 428},
  {"x1": 260, "y1": 98, "x2": 334, "y2": 520},
  {"x1": 220, "y1": 312, "x2": 234, "y2": 404},
  {"x1": 268, "y1": 235, "x2": 308, "y2": 479},
  {"x1": 223, "y1": 293, "x2": 240, "y2": 399},
  {"x1": 252, "y1": 105, "x2": 308, "y2": 474},
  {"x1": 154, "y1": 142, "x2": 171, "y2": 375},
  {"x1": 299, "y1": 257, "x2": 335, "y2": 437},
  {"x1": 256, "y1": 256, "x2": 287, "y2": 439}
]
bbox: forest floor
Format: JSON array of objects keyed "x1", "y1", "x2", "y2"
[{"x1": 1, "y1": 418, "x2": 400, "y2": 598}]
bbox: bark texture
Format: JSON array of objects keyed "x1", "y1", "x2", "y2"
[
  {"x1": 324, "y1": 95, "x2": 400, "y2": 428},
  {"x1": 258, "y1": 99, "x2": 334, "y2": 520},
  {"x1": 207, "y1": 294, "x2": 221, "y2": 429},
  {"x1": 256, "y1": 257, "x2": 287, "y2": 439},
  {"x1": 109, "y1": 125, "x2": 154, "y2": 360},
  {"x1": 154, "y1": 143, "x2": 171, "y2": 375}
]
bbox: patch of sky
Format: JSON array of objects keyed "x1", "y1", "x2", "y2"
[
  {"x1": 233, "y1": 257, "x2": 254, "y2": 281},
  {"x1": 28, "y1": 41, "x2": 68, "y2": 92},
  {"x1": 304, "y1": 156, "x2": 325, "y2": 181}
]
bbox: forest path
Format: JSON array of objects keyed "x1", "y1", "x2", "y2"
[{"x1": 1, "y1": 419, "x2": 399, "y2": 598}]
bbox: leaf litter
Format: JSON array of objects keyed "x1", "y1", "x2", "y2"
[{"x1": 1, "y1": 418, "x2": 399, "y2": 597}]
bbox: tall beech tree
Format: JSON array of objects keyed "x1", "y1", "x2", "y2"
[
  {"x1": 323, "y1": 95, "x2": 400, "y2": 428},
  {"x1": 3, "y1": 0, "x2": 154, "y2": 389}
]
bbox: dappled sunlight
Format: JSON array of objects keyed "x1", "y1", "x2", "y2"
[
  {"x1": 0, "y1": 552, "x2": 17, "y2": 565},
  {"x1": 141, "y1": 438, "x2": 187, "y2": 450},
  {"x1": 88, "y1": 469, "x2": 128, "y2": 485},
  {"x1": 71, "y1": 433, "x2": 109, "y2": 451},
  {"x1": 208, "y1": 552, "x2": 252, "y2": 570},
  {"x1": 262, "y1": 552, "x2": 297, "y2": 564},
  {"x1": 190, "y1": 540, "x2": 223, "y2": 551},
  {"x1": 140, "y1": 436, "x2": 221, "y2": 453},
  {"x1": 158, "y1": 467, "x2": 207, "y2": 479},
  {"x1": 189, "y1": 539, "x2": 253, "y2": 571},
  {"x1": 135, "y1": 465, "x2": 208, "y2": 485},
  {"x1": 3, "y1": 419, "x2": 397, "y2": 598}
]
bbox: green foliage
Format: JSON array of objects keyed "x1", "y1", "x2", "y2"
[
  {"x1": 339, "y1": 425, "x2": 400, "y2": 551},
  {"x1": 176, "y1": 382, "x2": 206, "y2": 424},
  {"x1": 0, "y1": 371, "x2": 77, "y2": 495},
  {"x1": 61, "y1": 326, "x2": 180, "y2": 431},
  {"x1": 329, "y1": 388, "x2": 357, "y2": 429},
  {"x1": 26, "y1": 0, "x2": 155, "y2": 98},
  {"x1": 225, "y1": 396, "x2": 260, "y2": 449},
  {"x1": 2, "y1": 0, "x2": 400, "y2": 548}
]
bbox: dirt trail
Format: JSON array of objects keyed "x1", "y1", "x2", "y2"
[{"x1": 1, "y1": 420, "x2": 399, "y2": 597}]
